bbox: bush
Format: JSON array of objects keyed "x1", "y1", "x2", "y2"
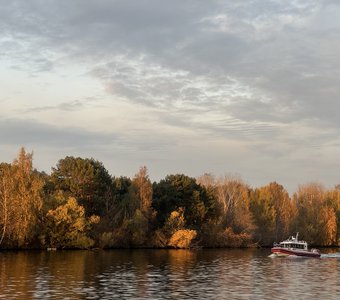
[{"x1": 168, "y1": 229, "x2": 197, "y2": 248}]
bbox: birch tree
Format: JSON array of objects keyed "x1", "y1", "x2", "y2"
[
  {"x1": 0, "y1": 163, "x2": 12, "y2": 246},
  {"x1": 0, "y1": 148, "x2": 44, "y2": 248}
]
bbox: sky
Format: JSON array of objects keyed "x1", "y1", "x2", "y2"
[{"x1": 1, "y1": 0, "x2": 340, "y2": 194}]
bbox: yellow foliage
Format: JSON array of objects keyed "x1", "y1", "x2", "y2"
[
  {"x1": 133, "y1": 166, "x2": 153, "y2": 216},
  {"x1": 163, "y1": 208, "x2": 185, "y2": 236},
  {"x1": 294, "y1": 183, "x2": 337, "y2": 245},
  {"x1": 89, "y1": 215, "x2": 100, "y2": 225},
  {"x1": 168, "y1": 229, "x2": 197, "y2": 248},
  {"x1": 45, "y1": 197, "x2": 95, "y2": 249},
  {"x1": 318, "y1": 207, "x2": 336, "y2": 246},
  {"x1": 0, "y1": 148, "x2": 44, "y2": 247}
]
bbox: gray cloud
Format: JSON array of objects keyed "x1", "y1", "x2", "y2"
[
  {"x1": 0, "y1": 117, "x2": 176, "y2": 153},
  {"x1": 1, "y1": 0, "x2": 340, "y2": 191},
  {"x1": 0, "y1": 118, "x2": 116, "y2": 147}
]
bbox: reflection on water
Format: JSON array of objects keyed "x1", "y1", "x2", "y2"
[{"x1": 0, "y1": 249, "x2": 339, "y2": 299}]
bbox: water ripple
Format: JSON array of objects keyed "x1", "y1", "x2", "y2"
[{"x1": 0, "y1": 249, "x2": 339, "y2": 299}]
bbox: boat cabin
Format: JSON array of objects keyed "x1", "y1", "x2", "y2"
[
  {"x1": 276, "y1": 233, "x2": 308, "y2": 250},
  {"x1": 279, "y1": 241, "x2": 307, "y2": 250}
]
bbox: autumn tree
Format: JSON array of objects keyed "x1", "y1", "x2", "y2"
[
  {"x1": 0, "y1": 163, "x2": 12, "y2": 246},
  {"x1": 132, "y1": 166, "x2": 153, "y2": 216},
  {"x1": 325, "y1": 187, "x2": 340, "y2": 245},
  {"x1": 149, "y1": 208, "x2": 187, "y2": 248},
  {"x1": 0, "y1": 148, "x2": 44, "y2": 248},
  {"x1": 293, "y1": 183, "x2": 336, "y2": 246},
  {"x1": 215, "y1": 175, "x2": 254, "y2": 233},
  {"x1": 42, "y1": 197, "x2": 98, "y2": 249},
  {"x1": 162, "y1": 208, "x2": 185, "y2": 236},
  {"x1": 198, "y1": 175, "x2": 254, "y2": 247},
  {"x1": 250, "y1": 182, "x2": 294, "y2": 246},
  {"x1": 126, "y1": 167, "x2": 153, "y2": 246}
]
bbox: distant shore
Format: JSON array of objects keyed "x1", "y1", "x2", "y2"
[{"x1": 1, "y1": 148, "x2": 340, "y2": 250}]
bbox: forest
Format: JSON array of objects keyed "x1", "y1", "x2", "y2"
[{"x1": 0, "y1": 148, "x2": 339, "y2": 249}]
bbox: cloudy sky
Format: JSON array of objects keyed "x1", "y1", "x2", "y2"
[{"x1": 1, "y1": 0, "x2": 340, "y2": 193}]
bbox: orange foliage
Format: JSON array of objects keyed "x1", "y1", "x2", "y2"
[{"x1": 168, "y1": 229, "x2": 197, "y2": 248}]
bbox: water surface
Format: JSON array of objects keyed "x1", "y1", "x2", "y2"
[{"x1": 0, "y1": 249, "x2": 339, "y2": 299}]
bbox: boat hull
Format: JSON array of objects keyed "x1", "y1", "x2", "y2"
[{"x1": 271, "y1": 247, "x2": 321, "y2": 258}]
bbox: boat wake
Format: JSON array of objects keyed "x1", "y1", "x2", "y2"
[
  {"x1": 268, "y1": 254, "x2": 312, "y2": 259},
  {"x1": 320, "y1": 253, "x2": 340, "y2": 259}
]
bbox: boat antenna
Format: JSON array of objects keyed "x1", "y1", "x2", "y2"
[{"x1": 296, "y1": 232, "x2": 299, "y2": 241}]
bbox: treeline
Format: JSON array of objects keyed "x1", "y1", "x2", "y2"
[{"x1": 0, "y1": 148, "x2": 339, "y2": 249}]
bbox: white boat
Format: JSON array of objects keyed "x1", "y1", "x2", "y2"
[{"x1": 271, "y1": 233, "x2": 321, "y2": 258}]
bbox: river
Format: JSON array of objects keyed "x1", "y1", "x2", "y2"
[{"x1": 0, "y1": 249, "x2": 339, "y2": 299}]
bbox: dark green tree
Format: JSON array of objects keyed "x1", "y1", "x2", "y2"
[
  {"x1": 109, "y1": 176, "x2": 133, "y2": 226},
  {"x1": 50, "y1": 157, "x2": 113, "y2": 217},
  {"x1": 152, "y1": 174, "x2": 209, "y2": 229}
]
